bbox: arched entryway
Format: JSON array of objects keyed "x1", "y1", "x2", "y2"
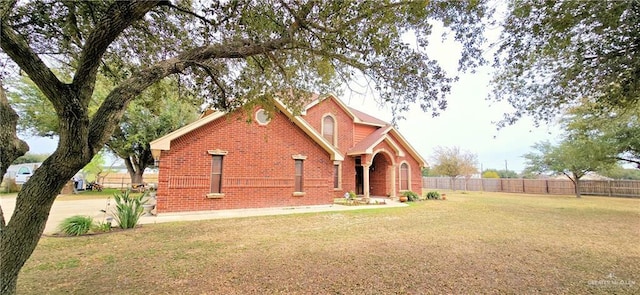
[
  {"x1": 370, "y1": 151, "x2": 393, "y2": 197},
  {"x1": 354, "y1": 150, "x2": 396, "y2": 198}
]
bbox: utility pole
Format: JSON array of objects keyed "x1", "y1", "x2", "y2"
[{"x1": 504, "y1": 160, "x2": 509, "y2": 178}]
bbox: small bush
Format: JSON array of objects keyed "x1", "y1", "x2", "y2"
[
  {"x1": 59, "y1": 215, "x2": 94, "y2": 236},
  {"x1": 93, "y1": 221, "x2": 112, "y2": 233},
  {"x1": 426, "y1": 191, "x2": 441, "y2": 200},
  {"x1": 402, "y1": 191, "x2": 420, "y2": 202},
  {"x1": 112, "y1": 190, "x2": 147, "y2": 229}
]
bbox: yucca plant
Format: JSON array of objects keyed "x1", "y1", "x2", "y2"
[
  {"x1": 58, "y1": 215, "x2": 94, "y2": 236},
  {"x1": 112, "y1": 190, "x2": 148, "y2": 229}
]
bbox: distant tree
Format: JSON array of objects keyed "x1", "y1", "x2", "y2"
[
  {"x1": 8, "y1": 75, "x2": 199, "y2": 184},
  {"x1": 421, "y1": 167, "x2": 431, "y2": 177},
  {"x1": 497, "y1": 169, "x2": 518, "y2": 179},
  {"x1": 599, "y1": 165, "x2": 640, "y2": 180},
  {"x1": 523, "y1": 139, "x2": 616, "y2": 198},
  {"x1": 80, "y1": 150, "x2": 107, "y2": 183},
  {"x1": 105, "y1": 80, "x2": 199, "y2": 184},
  {"x1": 491, "y1": 1, "x2": 640, "y2": 127},
  {"x1": 11, "y1": 153, "x2": 49, "y2": 165},
  {"x1": 431, "y1": 146, "x2": 478, "y2": 190},
  {"x1": 482, "y1": 169, "x2": 500, "y2": 179}
]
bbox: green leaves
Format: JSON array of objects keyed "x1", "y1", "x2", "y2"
[
  {"x1": 112, "y1": 190, "x2": 147, "y2": 229},
  {"x1": 492, "y1": 0, "x2": 640, "y2": 126},
  {"x1": 58, "y1": 215, "x2": 94, "y2": 236},
  {"x1": 430, "y1": 146, "x2": 478, "y2": 178}
]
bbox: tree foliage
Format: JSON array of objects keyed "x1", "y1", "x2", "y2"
[
  {"x1": 106, "y1": 78, "x2": 199, "y2": 183},
  {"x1": 482, "y1": 168, "x2": 518, "y2": 179},
  {"x1": 491, "y1": 1, "x2": 640, "y2": 126},
  {"x1": 11, "y1": 153, "x2": 49, "y2": 165},
  {"x1": 564, "y1": 99, "x2": 640, "y2": 168},
  {"x1": 600, "y1": 165, "x2": 640, "y2": 180},
  {"x1": 481, "y1": 169, "x2": 500, "y2": 179},
  {"x1": 8, "y1": 75, "x2": 199, "y2": 183},
  {"x1": 0, "y1": 1, "x2": 491, "y2": 293},
  {"x1": 431, "y1": 146, "x2": 478, "y2": 189},
  {"x1": 523, "y1": 139, "x2": 616, "y2": 197}
]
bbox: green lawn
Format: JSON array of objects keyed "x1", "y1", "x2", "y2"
[{"x1": 18, "y1": 192, "x2": 640, "y2": 294}]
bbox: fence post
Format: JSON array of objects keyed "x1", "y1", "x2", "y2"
[{"x1": 608, "y1": 180, "x2": 612, "y2": 197}]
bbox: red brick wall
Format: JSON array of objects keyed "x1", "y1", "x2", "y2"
[
  {"x1": 156, "y1": 107, "x2": 335, "y2": 213},
  {"x1": 304, "y1": 96, "x2": 358, "y2": 197},
  {"x1": 303, "y1": 96, "x2": 355, "y2": 152}
]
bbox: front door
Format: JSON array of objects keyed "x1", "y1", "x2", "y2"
[{"x1": 355, "y1": 166, "x2": 363, "y2": 195}]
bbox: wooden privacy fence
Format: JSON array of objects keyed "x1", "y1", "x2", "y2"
[
  {"x1": 423, "y1": 177, "x2": 640, "y2": 198},
  {"x1": 99, "y1": 173, "x2": 159, "y2": 189}
]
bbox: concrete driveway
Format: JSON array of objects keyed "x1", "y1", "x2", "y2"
[
  {"x1": 0, "y1": 195, "x2": 111, "y2": 234},
  {"x1": 1, "y1": 195, "x2": 407, "y2": 235}
]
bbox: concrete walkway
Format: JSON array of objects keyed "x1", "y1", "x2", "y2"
[{"x1": 0, "y1": 195, "x2": 407, "y2": 234}]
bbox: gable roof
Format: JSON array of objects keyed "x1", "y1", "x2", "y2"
[
  {"x1": 347, "y1": 107, "x2": 388, "y2": 126},
  {"x1": 303, "y1": 93, "x2": 426, "y2": 167},
  {"x1": 347, "y1": 125, "x2": 427, "y2": 167},
  {"x1": 304, "y1": 94, "x2": 387, "y2": 127},
  {"x1": 150, "y1": 98, "x2": 344, "y2": 161}
]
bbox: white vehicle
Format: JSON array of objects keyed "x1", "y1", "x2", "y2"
[{"x1": 15, "y1": 165, "x2": 35, "y2": 184}]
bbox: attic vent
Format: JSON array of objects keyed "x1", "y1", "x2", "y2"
[{"x1": 255, "y1": 109, "x2": 270, "y2": 125}]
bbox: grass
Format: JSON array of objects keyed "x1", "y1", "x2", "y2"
[{"x1": 18, "y1": 192, "x2": 640, "y2": 294}]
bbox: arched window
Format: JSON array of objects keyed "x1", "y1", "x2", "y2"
[
  {"x1": 400, "y1": 163, "x2": 410, "y2": 191},
  {"x1": 322, "y1": 115, "x2": 335, "y2": 144}
]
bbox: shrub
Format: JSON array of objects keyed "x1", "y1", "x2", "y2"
[
  {"x1": 59, "y1": 215, "x2": 94, "y2": 236},
  {"x1": 426, "y1": 191, "x2": 441, "y2": 200},
  {"x1": 93, "y1": 221, "x2": 112, "y2": 233},
  {"x1": 112, "y1": 190, "x2": 147, "y2": 229},
  {"x1": 348, "y1": 191, "x2": 357, "y2": 199},
  {"x1": 402, "y1": 190, "x2": 420, "y2": 202}
]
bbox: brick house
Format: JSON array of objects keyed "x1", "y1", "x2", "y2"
[{"x1": 150, "y1": 94, "x2": 426, "y2": 213}]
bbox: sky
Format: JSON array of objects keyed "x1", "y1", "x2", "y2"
[
  {"x1": 340, "y1": 22, "x2": 561, "y2": 173},
  {"x1": 343, "y1": 70, "x2": 561, "y2": 173},
  {"x1": 20, "y1": 14, "x2": 563, "y2": 174}
]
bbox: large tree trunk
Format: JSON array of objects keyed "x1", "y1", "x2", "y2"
[
  {"x1": 0, "y1": 82, "x2": 31, "y2": 294},
  {"x1": 0, "y1": 82, "x2": 30, "y2": 294},
  {"x1": 0, "y1": 87, "x2": 96, "y2": 293},
  {"x1": 123, "y1": 156, "x2": 146, "y2": 184}
]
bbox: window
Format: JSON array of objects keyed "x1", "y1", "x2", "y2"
[
  {"x1": 322, "y1": 115, "x2": 335, "y2": 144},
  {"x1": 211, "y1": 155, "x2": 224, "y2": 194},
  {"x1": 400, "y1": 163, "x2": 409, "y2": 191},
  {"x1": 333, "y1": 164, "x2": 340, "y2": 189},
  {"x1": 295, "y1": 159, "x2": 304, "y2": 192},
  {"x1": 255, "y1": 109, "x2": 270, "y2": 125}
]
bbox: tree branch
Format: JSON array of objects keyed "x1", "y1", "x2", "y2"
[
  {"x1": 159, "y1": 1, "x2": 216, "y2": 26},
  {"x1": 73, "y1": 1, "x2": 161, "y2": 97},
  {"x1": 616, "y1": 156, "x2": 640, "y2": 168},
  {"x1": 0, "y1": 19, "x2": 67, "y2": 107},
  {"x1": 88, "y1": 36, "x2": 295, "y2": 151},
  {"x1": 187, "y1": 61, "x2": 227, "y2": 107},
  {"x1": 0, "y1": 0, "x2": 17, "y2": 20}
]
